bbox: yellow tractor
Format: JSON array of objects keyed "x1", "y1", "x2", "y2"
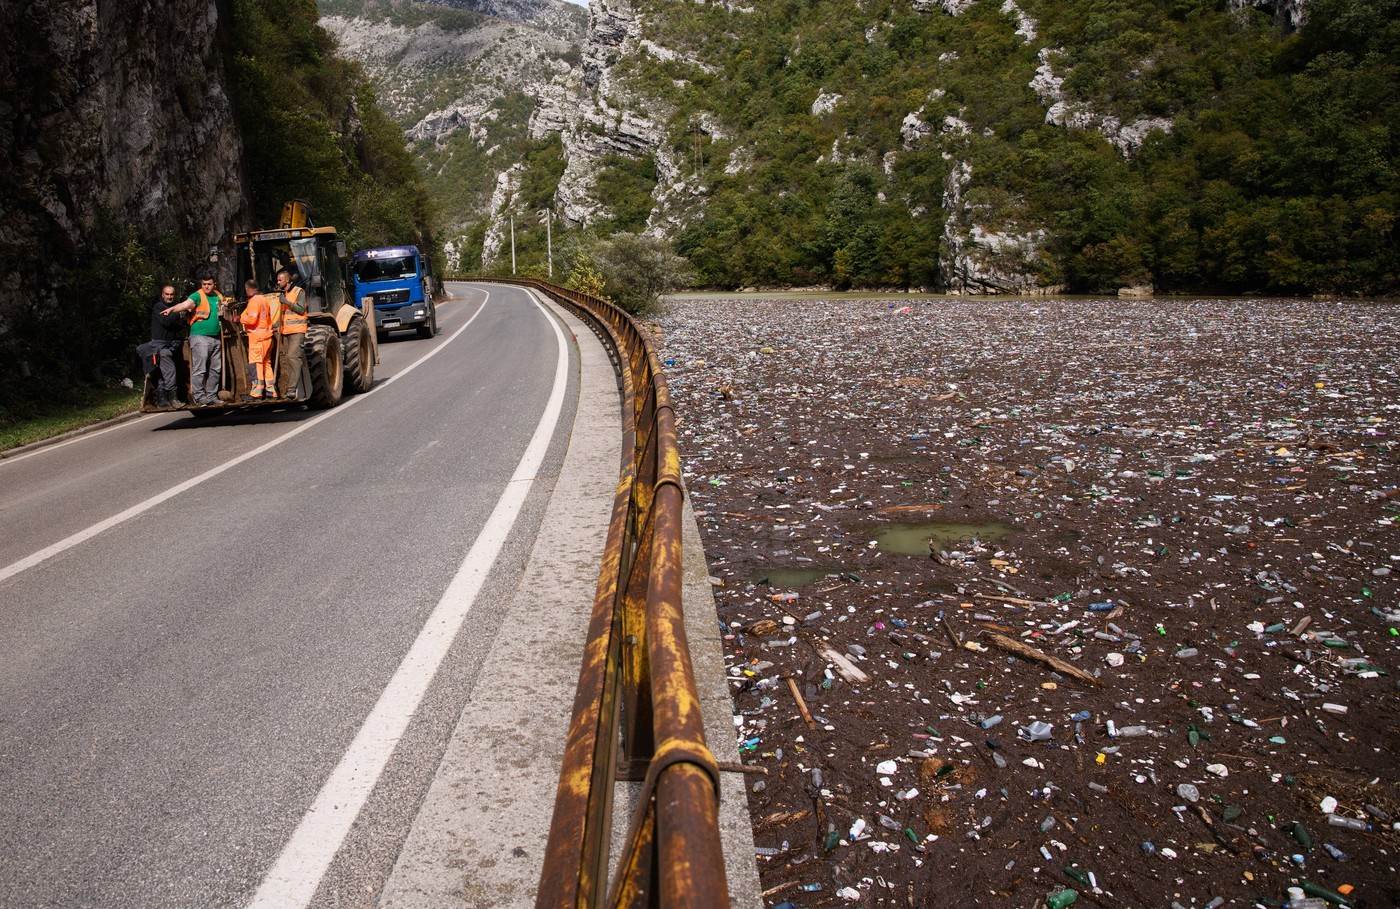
[{"x1": 141, "y1": 200, "x2": 378, "y2": 413}]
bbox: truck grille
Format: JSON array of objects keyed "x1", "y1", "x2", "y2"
[{"x1": 373, "y1": 289, "x2": 411, "y2": 305}]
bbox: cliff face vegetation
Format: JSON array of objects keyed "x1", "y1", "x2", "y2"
[
  {"x1": 0, "y1": 0, "x2": 436, "y2": 420},
  {"x1": 225, "y1": 0, "x2": 436, "y2": 252},
  {"x1": 333, "y1": 0, "x2": 1397, "y2": 295}
]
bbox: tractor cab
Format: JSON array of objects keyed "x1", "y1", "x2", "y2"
[{"x1": 233, "y1": 200, "x2": 349, "y2": 313}]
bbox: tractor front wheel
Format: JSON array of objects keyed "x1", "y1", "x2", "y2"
[
  {"x1": 305, "y1": 325, "x2": 344, "y2": 409},
  {"x1": 341, "y1": 313, "x2": 374, "y2": 395}
]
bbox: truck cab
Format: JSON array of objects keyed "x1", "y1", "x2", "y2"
[{"x1": 350, "y1": 245, "x2": 438, "y2": 340}]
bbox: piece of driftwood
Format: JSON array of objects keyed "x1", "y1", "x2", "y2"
[
  {"x1": 973, "y1": 592, "x2": 1045, "y2": 608},
  {"x1": 718, "y1": 761, "x2": 769, "y2": 775},
  {"x1": 985, "y1": 632, "x2": 1100, "y2": 687},
  {"x1": 816, "y1": 643, "x2": 870, "y2": 684},
  {"x1": 785, "y1": 676, "x2": 817, "y2": 729},
  {"x1": 940, "y1": 612, "x2": 962, "y2": 647}
]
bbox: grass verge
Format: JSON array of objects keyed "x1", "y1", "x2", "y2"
[{"x1": 0, "y1": 388, "x2": 143, "y2": 454}]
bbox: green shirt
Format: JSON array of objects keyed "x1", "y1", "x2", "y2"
[{"x1": 187, "y1": 291, "x2": 221, "y2": 337}]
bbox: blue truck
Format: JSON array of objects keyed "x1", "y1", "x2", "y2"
[{"x1": 349, "y1": 245, "x2": 438, "y2": 339}]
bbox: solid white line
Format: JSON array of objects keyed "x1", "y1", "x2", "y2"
[
  {"x1": 246, "y1": 288, "x2": 570, "y2": 909},
  {"x1": 0, "y1": 413, "x2": 162, "y2": 468},
  {"x1": 0, "y1": 289, "x2": 491, "y2": 587}
]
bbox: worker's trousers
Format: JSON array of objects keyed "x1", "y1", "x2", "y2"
[
  {"x1": 277, "y1": 332, "x2": 305, "y2": 398},
  {"x1": 189, "y1": 334, "x2": 222, "y2": 405},
  {"x1": 154, "y1": 343, "x2": 179, "y2": 401}
]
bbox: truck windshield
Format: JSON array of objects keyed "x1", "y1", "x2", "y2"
[{"x1": 354, "y1": 256, "x2": 416, "y2": 282}]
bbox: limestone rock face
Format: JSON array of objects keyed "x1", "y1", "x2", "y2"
[
  {"x1": 940, "y1": 161, "x2": 1056, "y2": 295},
  {"x1": 481, "y1": 163, "x2": 524, "y2": 267},
  {"x1": 912, "y1": 0, "x2": 977, "y2": 14},
  {"x1": 1229, "y1": 0, "x2": 1308, "y2": 31},
  {"x1": 0, "y1": 0, "x2": 250, "y2": 333},
  {"x1": 1031, "y1": 48, "x2": 1173, "y2": 156}
]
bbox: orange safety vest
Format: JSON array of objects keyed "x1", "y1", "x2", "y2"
[
  {"x1": 278, "y1": 286, "x2": 308, "y2": 335},
  {"x1": 188, "y1": 290, "x2": 215, "y2": 325},
  {"x1": 239, "y1": 293, "x2": 279, "y2": 340}
]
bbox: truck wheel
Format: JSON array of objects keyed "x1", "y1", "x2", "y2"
[
  {"x1": 306, "y1": 325, "x2": 344, "y2": 409},
  {"x1": 417, "y1": 303, "x2": 437, "y2": 339},
  {"x1": 341, "y1": 313, "x2": 374, "y2": 395}
]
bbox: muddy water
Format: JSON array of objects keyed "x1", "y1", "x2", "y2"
[
  {"x1": 748, "y1": 567, "x2": 843, "y2": 586},
  {"x1": 870, "y1": 520, "x2": 1012, "y2": 555}
]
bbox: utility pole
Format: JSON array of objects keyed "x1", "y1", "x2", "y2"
[
  {"x1": 540, "y1": 209, "x2": 553, "y2": 279},
  {"x1": 510, "y1": 213, "x2": 516, "y2": 275}
]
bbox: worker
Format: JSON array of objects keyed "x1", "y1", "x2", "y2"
[
  {"x1": 146, "y1": 283, "x2": 186, "y2": 407},
  {"x1": 165, "y1": 272, "x2": 223, "y2": 405},
  {"x1": 238, "y1": 279, "x2": 280, "y2": 399},
  {"x1": 274, "y1": 267, "x2": 308, "y2": 399}
]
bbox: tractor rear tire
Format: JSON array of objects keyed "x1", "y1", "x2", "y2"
[
  {"x1": 306, "y1": 324, "x2": 344, "y2": 409},
  {"x1": 341, "y1": 313, "x2": 374, "y2": 395}
]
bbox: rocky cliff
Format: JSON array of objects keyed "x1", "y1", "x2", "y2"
[{"x1": 0, "y1": 0, "x2": 250, "y2": 344}]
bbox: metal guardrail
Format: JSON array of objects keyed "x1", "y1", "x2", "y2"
[{"x1": 471, "y1": 278, "x2": 728, "y2": 908}]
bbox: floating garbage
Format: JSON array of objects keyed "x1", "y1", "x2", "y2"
[{"x1": 659, "y1": 295, "x2": 1398, "y2": 905}]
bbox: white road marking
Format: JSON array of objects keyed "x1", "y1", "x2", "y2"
[
  {"x1": 0, "y1": 288, "x2": 491, "y2": 587},
  {"x1": 246, "y1": 288, "x2": 570, "y2": 909},
  {"x1": 0, "y1": 413, "x2": 162, "y2": 467}
]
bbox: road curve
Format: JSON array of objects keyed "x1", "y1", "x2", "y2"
[{"x1": 0, "y1": 283, "x2": 579, "y2": 908}]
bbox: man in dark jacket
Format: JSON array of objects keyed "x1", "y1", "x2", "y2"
[{"x1": 146, "y1": 283, "x2": 186, "y2": 407}]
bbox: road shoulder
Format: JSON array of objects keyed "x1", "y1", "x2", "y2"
[
  {"x1": 377, "y1": 294, "x2": 616, "y2": 907},
  {"x1": 377, "y1": 292, "x2": 761, "y2": 907}
]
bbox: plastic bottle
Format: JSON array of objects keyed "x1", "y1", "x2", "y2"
[
  {"x1": 1046, "y1": 889, "x2": 1078, "y2": 909},
  {"x1": 1327, "y1": 815, "x2": 1371, "y2": 832}
]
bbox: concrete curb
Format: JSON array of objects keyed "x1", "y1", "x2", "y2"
[
  {"x1": 0, "y1": 407, "x2": 146, "y2": 460},
  {"x1": 679, "y1": 493, "x2": 764, "y2": 907}
]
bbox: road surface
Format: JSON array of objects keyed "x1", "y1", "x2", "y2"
[{"x1": 0, "y1": 283, "x2": 578, "y2": 907}]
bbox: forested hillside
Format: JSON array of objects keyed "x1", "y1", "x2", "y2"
[
  {"x1": 332, "y1": 0, "x2": 1396, "y2": 296},
  {"x1": 226, "y1": 0, "x2": 437, "y2": 254},
  {"x1": 626, "y1": 0, "x2": 1397, "y2": 293}
]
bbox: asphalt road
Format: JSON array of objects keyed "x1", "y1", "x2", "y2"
[{"x1": 0, "y1": 283, "x2": 580, "y2": 908}]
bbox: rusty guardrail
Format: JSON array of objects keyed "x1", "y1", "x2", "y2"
[{"x1": 472, "y1": 277, "x2": 728, "y2": 908}]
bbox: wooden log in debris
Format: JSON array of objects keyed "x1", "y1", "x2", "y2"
[
  {"x1": 718, "y1": 761, "x2": 769, "y2": 775},
  {"x1": 984, "y1": 632, "x2": 1100, "y2": 687},
  {"x1": 816, "y1": 643, "x2": 870, "y2": 684},
  {"x1": 973, "y1": 592, "x2": 1046, "y2": 608},
  {"x1": 941, "y1": 612, "x2": 962, "y2": 647},
  {"x1": 785, "y1": 675, "x2": 817, "y2": 729}
]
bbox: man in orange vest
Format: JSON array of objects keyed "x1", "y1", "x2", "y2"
[
  {"x1": 274, "y1": 267, "x2": 309, "y2": 399},
  {"x1": 165, "y1": 272, "x2": 224, "y2": 405},
  {"x1": 239, "y1": 279, "x2": 280, "y2": 399}
]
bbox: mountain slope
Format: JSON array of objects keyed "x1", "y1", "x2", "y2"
[
  {"x1": 319, "y1": 0, "x2": 586, "y2": 268},
  {"x1": 328, "y1": 0, "x2": 1397, "y2": 293}
]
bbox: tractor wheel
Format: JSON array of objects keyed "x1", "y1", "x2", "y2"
[
  {"x1": 306, "y1": 324, "x2": 344, "y2": 409},
  {"x1": 341, "y1": 313, "x2": 374, "y2": 395}
]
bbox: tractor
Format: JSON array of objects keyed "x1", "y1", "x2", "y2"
[{"x1": 140, "y1": 200, "x2": 378, "y2": 413}]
